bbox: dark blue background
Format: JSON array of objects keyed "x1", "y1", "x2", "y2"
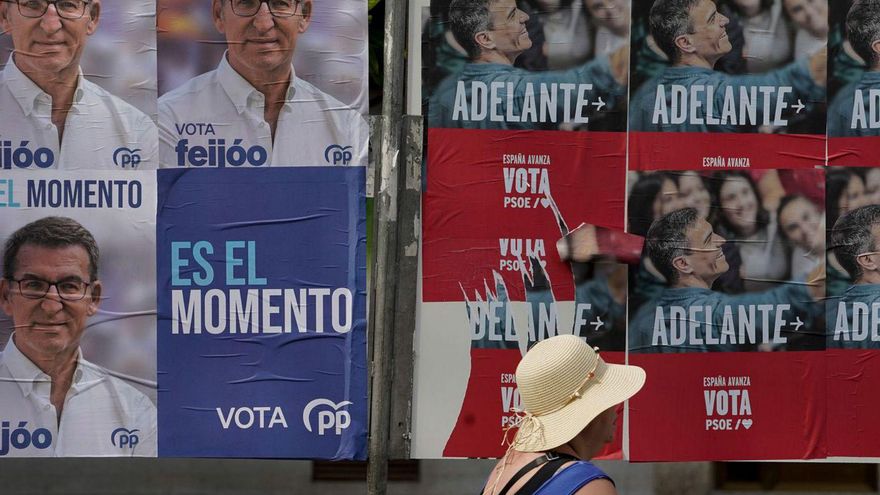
[{"x1": 157, "y1": 168, "x2": 367, "y2": 459}]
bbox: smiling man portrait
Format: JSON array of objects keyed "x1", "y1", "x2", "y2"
[
  {"x1": 0, "y1": 217, "x2": 156, "y2": 457},
  {"x1": 0, "y1": 0, "x2": 157, "y2": 169},
  {"x1": 158, "y1": 0, "x2": 367, "y2": 167},
  {"x1": 629, "y1": 207, "x2": 825, "y2": 353},
  {"x1": 629, "y1": 0, "x2": 827, "y2": 133}
]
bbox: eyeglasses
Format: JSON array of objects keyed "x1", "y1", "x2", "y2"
[
  {"x1": 8, "y1": 277, "x2": 92, "y2": 301},
  {"x1": 6, "y1": 0, "x2": 92, "y2": 19},
  {"x1": 229, "y1": 0, "x2": 302, "y2": 17}
]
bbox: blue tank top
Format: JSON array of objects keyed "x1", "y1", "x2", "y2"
[{"x1": 533, "y1": 461, "x2": 612, "y2": 494}]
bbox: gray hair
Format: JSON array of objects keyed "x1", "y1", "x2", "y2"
[
  {"x1": 847, "y1": 0, "x2": 880, "y2": 69},
  {"x1": 649, "y1": 0, "x2": 702, "y2": 62},
  {"x1": 645, "y1": 207, "x2": 700, "y2": 284},
  {"x1": 832, "y1": 205, "x2": 880, "y2": 281},
  {"x1": 449, "y1": 0, "x2": 494, "y2": 60}
]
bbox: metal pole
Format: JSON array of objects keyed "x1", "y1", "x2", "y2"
[{"x1": 367, "y1": 0, "x2": 407, "y2": 490}]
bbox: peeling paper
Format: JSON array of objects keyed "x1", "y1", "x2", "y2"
[{"x1": 414, "y1": 0, "x2": 631, "y2": 459}]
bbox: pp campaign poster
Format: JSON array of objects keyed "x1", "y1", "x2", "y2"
[
  {"x1": 626, "y1": 169, "x2": 827, "y2": 460},
  {"x1": 0, "y1": 170, "x2": 157, "y2": 457},
  {"x1": 827, "y1": 0, "x2": 880, "y2": 166},
  {"x1": 156, "y1": 0, "x2": 368, "y2": 167},
  {"x1": 628, "y1": 0, "x2": 827, "y2": 170},
  {"x1": 825, "y1": 166, "x2": 880, "y2": 458},
  {"x1": 156, "y1": 168, "x2": 367, "y2": 459},
  {"x1": 0, "y1": 0, "x2": 157, "y2": 169},
  {"x1": 415, "y1": 0, "x2": 632, "y2": 459}
]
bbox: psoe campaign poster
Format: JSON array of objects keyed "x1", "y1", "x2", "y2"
[
  {"x1": 628, "y1": 0, "x2": 827, "y2": 170},
  {"x1": 626, "y1": 169, "x2": 827, "y2": 460},
  {"x1": 825, "y1": 167, "x2": 880, "y2": 457},
  {"x1": 0, "y1": 0, "x2": 158, "y2": 169},
  {"x1": 157, "y1": 0, "x2": 368, "y2": 167},
  {"x1": 415, "y1": 0, "x2": 633, "y2": 459},
  {"x1": 0, "y1": 170, "x2": 157, "y2": 457},
  {"x1": 827, "y1": 0, "x2": 880, "y2": 166},
  {"x1": 156, "y1": 167, "x2": 367, "y2": 459}
]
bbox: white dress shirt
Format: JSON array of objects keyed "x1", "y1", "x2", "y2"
[
  {"x1": 158, "y1": 55, "x2": 367, "y2": 168},
  {"x1": 0, "y1": 59, "x2": 158, "y2": 170},
  {"x1": 0, "y1": 336, "x2": 156, "y2": 457}
]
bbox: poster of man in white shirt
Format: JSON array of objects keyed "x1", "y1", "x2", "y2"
[
  {"x1": 0, "y1": 171, "x2": 157, "y2": 457},
  {"x1": 0, "y1": 0, "x2": 158, "y2": 169},
  {"x1": 158, "y1": 0, "x2": 367, "y2": 168}
]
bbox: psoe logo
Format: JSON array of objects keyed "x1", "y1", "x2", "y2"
[
  {"x1": 324, "y1": 144, "x2": 353, "y2": 165},
  {"x1": 113, "y1": 147, "x2": 142, "y2": 169},
  {"x1": 303, "y1": 398, "x2": 352, "y2": 435},
  {"x1": 110, "y1": 428, "x2": 139, "y2": 449}
]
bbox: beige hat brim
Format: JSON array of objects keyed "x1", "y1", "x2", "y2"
[{"x1": 513, "y1": 362, "x2": 646, "y2": 452}]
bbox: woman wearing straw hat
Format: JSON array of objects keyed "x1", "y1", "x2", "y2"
[{"x1": 482, "y1": 334, "x2": 646, "y2": 495}]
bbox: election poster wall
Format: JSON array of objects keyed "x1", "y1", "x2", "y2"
[
  {"x1": 628, "y1": 0, "x2": 827, "y2": 170},
  {"x1": 825, "y1": 167, "x2": 880, "y2": 458},
  {"x1": 827, "y1": 0, "x2": 880, "y2": 166},
  {"x1": 0, "y1": 0, "x2": 370, "y2": 460},
  {"x1": 414, "y1": 0, "x2": 633, "y2": 458},
  {"x1": 0, "y1": 168, "x2": 368, "y2": 458},
  {"x1": 156, "y1": 0, "x2": 368, "y2": 167}
]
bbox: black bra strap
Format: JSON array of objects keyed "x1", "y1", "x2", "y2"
[{"x1": 491, "y1": 452, "x2": 578, "y2": 495}]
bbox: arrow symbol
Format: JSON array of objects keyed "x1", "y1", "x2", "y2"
[
  {"x1": 590, "y1": 316, "x2": 604, "y2": 331},
  {"x1": 790, "y1": 316, "x2": 804, "y2": 332},
  {"x1": 592, "y1": 97, "x2": 605, "y2": 111},
  {"x1": 792, "y1": 99, "x2": 805, "y2": 113}
]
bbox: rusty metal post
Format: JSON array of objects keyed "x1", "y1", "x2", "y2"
[{"x1": 366, "y1": 0, "x2": 409, "y2": 489}]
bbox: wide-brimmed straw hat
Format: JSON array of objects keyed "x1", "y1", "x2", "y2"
[{"x1": 512, "y1": 334, "x2": 646, "y2": 452}]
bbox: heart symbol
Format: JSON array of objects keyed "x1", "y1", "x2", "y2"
[
  {"x1": 540, "y1": 197, "x2": 551, "y2": 208},
  {"x1": 742, "y1": 419, "x2": 753, "y2": 430}
]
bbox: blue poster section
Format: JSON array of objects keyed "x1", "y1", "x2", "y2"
[{"x1": 157, "y1": 168, "x2": 367, "y2": 459}]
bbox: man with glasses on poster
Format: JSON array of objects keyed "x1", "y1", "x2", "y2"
[
  {"x1": 0, "y1": 217, "x2": 156, "y2": 456},
  {"x1": 0, "y1": 0, "x2": 157, "y2": 169},
  {"x1": 158, "y1": 0, "x2": 367, "y2": 168}
]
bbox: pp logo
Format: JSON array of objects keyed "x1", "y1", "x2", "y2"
[
  {"x1": 113, "y1": 147, "x2": 142, "y2": 169},
  {"x1": 110, "y1": 428, "x2": 139, "y2": 449},
  {"x1": 302, "y1": 399, "x2": 352, "y2": 435},
  {"x1": 324, "y1": 144, "x2": 353, "y2": 165}
]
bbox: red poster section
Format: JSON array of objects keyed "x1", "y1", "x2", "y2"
[
  {"x1": 629, "y1": 352, "x2": 826, "y2": 461},
  {"x1": 826, "y1": 350, "x2": 880, "y2": 457},
  {"x1": 629, "y1": 132, "x2": 825, "y2": 171},
  {"x1": 828, "y1": 137, "x2": 880, "y2": 167},
  {"x1": 424, "y1": 129, "x2": 626, "y2": 302},
  {"x1": 425, "y1": 128, "x2": 628, "y2": 458}
]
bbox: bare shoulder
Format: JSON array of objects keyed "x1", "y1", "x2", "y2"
[{"x1": 573, "y1": 478, "x2": 617, "y2": 495}]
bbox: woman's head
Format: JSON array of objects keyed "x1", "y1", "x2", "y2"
[
  {"x1": 676, "y1": 171, "x2": 711, "y2": 220},
  {"x1": 726, "y1": 0, "x2": 774, "y2": 18},
  {"x1": 628, "y1": 173, "x2": 680, "y2": 237},
  {"x1": 777, "y1": 195, "x2": 822, "y2": 252},
  {"x1": 709, "y1": 172, "x2": 768, "y2": 237},
  {"x1": 511, "y1": 335, "x2": 645, "y2": 456},
  {"x1": 584, "y1": 0, "x2": 629, "y2": 35},
  {"x1": 863, "y1": 168, "x2": 880, "y2": 206},
  {"x1": 827, "y1": 168, "x2": 867, "y2": 229}
]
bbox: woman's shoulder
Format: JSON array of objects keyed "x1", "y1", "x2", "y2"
[{"x1": 536, "y1": 461, "x2": 616, "y2": 495}]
